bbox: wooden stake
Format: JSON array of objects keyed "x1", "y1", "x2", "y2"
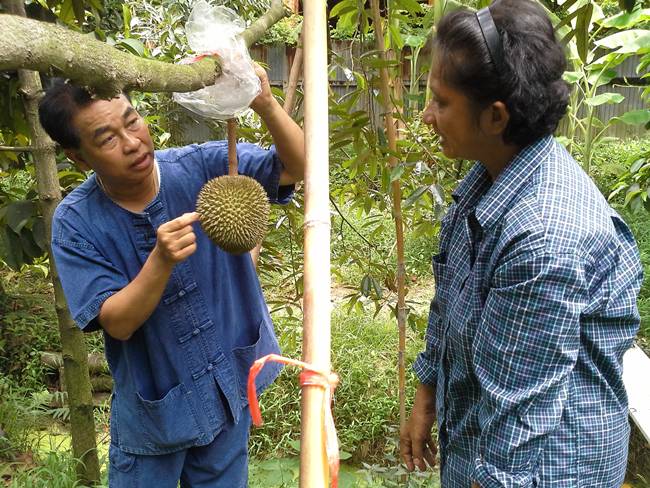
[
  {"x1": 370, "y1": 0, "x2": 408, "y2": 431},
  {"x1": 301, "y1": 1, "x2": 331, "y2": 487},
  {"x1": 227, "y1": 118, "x2": 238, "y2": 176},
  {"x1": 284, "y1": 28, "x2": 304, "y2": 117}
]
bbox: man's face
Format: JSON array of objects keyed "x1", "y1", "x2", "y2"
[{"x1": 66, "y1": 95, "x2": 155, "y2": 188}]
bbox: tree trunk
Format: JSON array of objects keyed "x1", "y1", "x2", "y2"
[
  {"x1": 370, "y1": 0, "x2": 407, "y2": 432},
  {"x1": 1, "y1": 1, "x2": 291, "y2": 484},
  {"x1": 5, "y1": 0, "x2": 101, "y2": 482}
]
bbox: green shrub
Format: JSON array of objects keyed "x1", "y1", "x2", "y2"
[
  {"x1": 0, "y1": 266, "x2": 104, "y2": 389},
  {"x1": 250, "y1": 307, "x2": 428, "y2": 463}
]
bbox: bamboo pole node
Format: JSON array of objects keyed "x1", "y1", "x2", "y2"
[{"x1": 303, "y1": 218, "x2": 331, "y2": 230}]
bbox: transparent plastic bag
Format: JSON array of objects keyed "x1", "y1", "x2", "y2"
[{"x1": 173, "y1": 1, "x2": 261, "y2": 120}]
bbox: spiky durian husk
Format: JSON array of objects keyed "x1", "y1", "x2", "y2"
[{"x1": 197, "y1": 175, "x2": 270, "y2": 254}]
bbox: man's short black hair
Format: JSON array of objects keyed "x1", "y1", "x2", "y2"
[
  {"x1": 38, "y1": 80, "x2": 132, "y2": 149},
  {"x1": 434, "y1": 0, "x2": 570, "y2": 148}
]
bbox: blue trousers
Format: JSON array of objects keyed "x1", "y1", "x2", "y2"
[{"x1": 108, "y1": 411, "x2": 251, "y2": 488}]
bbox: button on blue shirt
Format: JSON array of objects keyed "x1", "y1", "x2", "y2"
[
  {"x1": 51, "y1": 141, "x2": 293, "y2": 455},
  {"x1": 413, "y1": 136, "x2": 643, "y2": 487}
]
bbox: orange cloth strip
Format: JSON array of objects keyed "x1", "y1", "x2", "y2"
[{"x1": 248, "y1": 354, "x2": 340, "y2": 488}]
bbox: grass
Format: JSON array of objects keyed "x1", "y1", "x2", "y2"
[
  {"x1": 1, "y1": 136, "x2": 648, "y2": 485},
  {"x1": 619, "y1": 209, "x2": 650, "y2": 349},
  {"x1": 0, "y1": 265, "x2": 436, "y2": 486}
]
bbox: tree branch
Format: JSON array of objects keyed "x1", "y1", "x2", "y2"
[
  {"x1": 241, "y1": 0, "x2": 292, "y2": 48},
  {"x1": 0, "y1": 0, "x2": 289, "y2": 96},
  {"x1": 0, "y1": 145, "x2": 34, "y2": 152}
]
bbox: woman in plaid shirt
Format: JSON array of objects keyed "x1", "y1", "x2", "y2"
[{"x1": 400, "y1": 0, "x2": 644, "y2": 486}]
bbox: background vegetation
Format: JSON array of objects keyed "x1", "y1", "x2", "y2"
[{"x1": 1, "y1": 0, "x2": 649, "y2": 486}]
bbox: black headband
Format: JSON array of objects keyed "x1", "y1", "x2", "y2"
[{"x1": 476, "y1": 7, "x2": 504, "y2": 69}]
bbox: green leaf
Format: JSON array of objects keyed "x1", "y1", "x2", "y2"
[
  {"x1": 562, "y1": 71, "x2": 581, "y2": 84},
  {"x1": 117, "y1": 38, "x2": 146, "y2": 57},
  {"x1": 403, "y1": 185, "x2": 429, "y2": 208},
  {"x1": 372, "y1": 277, "x2": 383, "y2": 299},
  {"x1": 612, "y1": 109, "x2": 650, "y2": 126},
  {"x1": 576, "y1": 3, "x2": 594, "y2": 64},
  {"x1": 393, "y1": 0, "x2": 423, "y2": 14},
  {"x1": 122, "y1": 4, "x2": 132, "y2": 37},
  {"x1": 5, "y1": 201, "x2": 36, "y2": 234},
  {"x1": 0, "y1": 227, "x2": 23, "y2": 270},
  {"x1": 630, "y1": 157, "x2": 647, "y2": 174},
  {"x1": 585, "y1": 92, "x2": 625, "y2": 106},
  {"x1": 58, "y1": 0, "x2": 76, "y2": 25},
  {"x1": 361, "y1": 274, "x2": 371, "y2": 297},
  {"x1": 389, "y1": 165, "x2": 404, "y2": 182},
  {"x1": 624, "y1": 183, "x2": 641, "y2": 205},
  {"x1": 595, "y1": 29, "x2": 650, "y2": 54},
  {"x1": 339, "y1": 450, "x2": 353, "y2": 460},
  {"x1": 389, "y1": 24, "x2": 404, "y2": 50},
  {"x1": 32, "y1": 217, "x2": 48, "y2": 251},
  {"x1": 330, "y1": 0, "x2": 357, "y2": 19},
  {"x1": 20, "y1": 231, "x2": 43, "y2": 260},
  {"x1": 403, "y1": 34, "x2": 427, "y2": 49},
  {"x1": 586, "y1": 68, "x2": 618, "y2": 87},
  {"x1": 72, "y1": 0, "x2": 85, "y2": 26},
  {"x1": 600, "y1": 8, "x2": 650, "y2": 29}
]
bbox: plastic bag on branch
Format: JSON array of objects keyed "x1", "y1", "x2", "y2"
[{"x1": 173, "y1": 1, "x2": 261, "y2": 120}]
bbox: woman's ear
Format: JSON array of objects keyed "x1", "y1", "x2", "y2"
[
  {"x1": 64, "y1": 149, "x2": 91, "y2": 172},
  {"x1": 480, "y1": 101, "x2": 510, "y2": 137}
]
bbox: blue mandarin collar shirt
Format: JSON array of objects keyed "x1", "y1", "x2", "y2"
[
  {"x1": 51, "y1": 141, "x2": 293, "y2": 455},
  {"x1": 414, "y1": 136, "x2": 643, "y2": 487}
]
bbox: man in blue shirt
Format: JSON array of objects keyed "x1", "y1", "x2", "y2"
[
  {"x1": 400, "y1": 1, "x2": 643, "y2": 486},
  {"x1": 38, "y1": 66, "x2": 305, "y2": 487}
]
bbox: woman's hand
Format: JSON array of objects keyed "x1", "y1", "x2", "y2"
[{"x1": 400, "y1": 383, "x2": 438, "y2": 471}]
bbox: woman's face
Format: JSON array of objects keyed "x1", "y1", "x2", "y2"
[{"x1": 422, "y1": 60, "x2": 485, "y2": 161}]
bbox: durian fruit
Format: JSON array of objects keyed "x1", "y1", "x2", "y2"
[{"x1": 197, "y1": 174, "x2": 270, "y2": 254}]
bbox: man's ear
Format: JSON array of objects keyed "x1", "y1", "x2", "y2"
[
  {"x1": 480, "y1": 101, "x2": 510, "y2": 137},
  {"x1": 64, "y1": 149, "x2": 91, "y2": 172}
]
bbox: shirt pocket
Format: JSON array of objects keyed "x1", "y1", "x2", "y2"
[
  {"x1": 432, "y1": 252, "x2": 449, "y2": 315},
  {"x1": 115, "y1": 383, "x2": 202, "y2": 454},
  {"x1": 232, "y1": 318, "x2": 282, "y2": 402}
]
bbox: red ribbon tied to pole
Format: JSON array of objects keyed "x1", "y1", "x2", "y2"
[{"x1": 248, "y1": 354, "x2": 340, "y2": 488}]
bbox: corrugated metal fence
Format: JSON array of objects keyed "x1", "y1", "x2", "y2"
[{"x1": 251, "y1": 41, "x2": 648, "y2": 140}]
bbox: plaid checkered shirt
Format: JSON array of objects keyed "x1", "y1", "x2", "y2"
[{"x1": 413, "y1": 136, "x2": 643, "y2": 487}]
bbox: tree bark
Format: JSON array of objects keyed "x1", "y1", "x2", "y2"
[
  {"x1": 5, "y1": 0, "x2": 101, "y2": 482},
  {"x1": 0, "y1": 0, "x2": 290, "y2": 96},
  {"x1": 370, "y1": 0, "x2": 407, "y2": 432}
]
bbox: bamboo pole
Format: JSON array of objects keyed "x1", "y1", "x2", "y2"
[
  {"x1": 300, "y1": 1, "x2": 331, "y2": 487},
  {"x1": 369, "y1": 0, "x2": 408, "y2": 431}
]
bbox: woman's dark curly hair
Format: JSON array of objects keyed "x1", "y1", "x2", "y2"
[{"x1": 435, "y1": 0, "x2": 570, "y2": 148}]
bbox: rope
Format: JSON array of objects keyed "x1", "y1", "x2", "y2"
[{"x1": 248, "y1": 354, "x2": 340, "y2": 488}]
